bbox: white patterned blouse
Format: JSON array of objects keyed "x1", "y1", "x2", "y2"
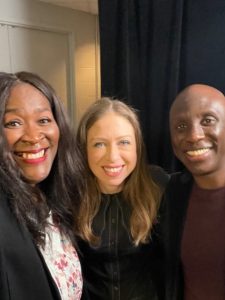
[{"x1": 39, "y1": 214, "x2": 83, "y2": 300}]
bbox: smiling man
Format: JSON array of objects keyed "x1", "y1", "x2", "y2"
[{"x1": 162, "y1": 84, "x2": 225, "y2": 300}]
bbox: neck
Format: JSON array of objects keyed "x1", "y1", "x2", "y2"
[{"x1": 194, "y1": 172, "x2": 225, "y2": 189}]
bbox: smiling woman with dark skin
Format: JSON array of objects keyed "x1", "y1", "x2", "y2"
[
  {"x1": 0, "y1": 71, "x2": 82, "y2": 300},
  {"x1": 161, "y1": 84, "x2": 225, "y2": 300}
]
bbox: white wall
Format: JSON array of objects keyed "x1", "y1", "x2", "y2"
[{"x1": 0, "y1": 0, "x2": 100, "y2": 125}]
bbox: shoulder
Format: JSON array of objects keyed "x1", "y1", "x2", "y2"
[
  {"x1": 161, "y1": 170, "x2": 193, "y2": 211},
  {"x1": 167, "y1": 170, "x2": 193, "y2": 187},
  {"x1": 149, "y1": 164, "x2": 170, "y2": 190},
  {"x1": 159, "y1": 169, "x2": 193, "y2": 204}
]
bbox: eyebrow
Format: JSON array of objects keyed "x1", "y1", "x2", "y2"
[
  {"x1": 89, "y1": 135, "x2": 134, "y2": 141},
  {"x1": 4, "y1": 107, "x2": 52, "y2": 114}
]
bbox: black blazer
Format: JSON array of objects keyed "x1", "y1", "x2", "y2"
[
  {"x1": 0, "y1": 190, "x2": 61, "y2": 300},
  {"x1": 160, "y1": 171, "x2": 193, "y2": 300}
]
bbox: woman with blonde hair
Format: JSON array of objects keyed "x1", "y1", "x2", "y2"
[{"x1": 76, "y1": 98, "x2": 168, "y2": 300}]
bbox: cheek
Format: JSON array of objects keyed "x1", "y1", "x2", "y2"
[
  {"x1": 213, "y1": 126, "x2": 224, "y2": 137},
  {"x1": 171, "y1": 134, "x2": 182, "y2": 148},
  {"x1": 87, "y1": 149, "x2": 103, "y2": 166},
  {"x1": 3, "y1": 130, "x2": 21, "y2": 149},
  {"x1": 87, "y1": 151, "x2": 102, "y2": 177},
  {"x1": 48, "y1": 126, "x2": 60, "y2": 146},
  {"x1": 131, "y1": 150, "x2": 137, "y2": 165},
  {"x1": 125, "y1": 147, "x2": 137, "y2": 169}
]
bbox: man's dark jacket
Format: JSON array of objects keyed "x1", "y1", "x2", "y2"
[{"x1": 160, "y1": 171, "x2": 193, "y2": 300}]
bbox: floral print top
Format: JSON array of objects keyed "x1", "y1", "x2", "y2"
[{"x1": 40, "y1": 214, "x2": 83, "y2": 300}]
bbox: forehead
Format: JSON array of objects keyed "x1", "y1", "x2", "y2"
[
  {"x1": 88, "y1": 112, "x2": 134, "y2": 135},
  {"x1": 170, "y1": 94, "x2": 225, "y2": 122},
  {"x1": 6, "y1": 83, "x2": 50, "y2": 109}
]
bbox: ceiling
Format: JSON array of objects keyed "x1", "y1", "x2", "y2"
[{"x1": 39, "y1": 0, "x2": 98, "y2": 15}]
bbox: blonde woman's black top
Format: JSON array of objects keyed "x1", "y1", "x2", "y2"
[{"x1": 78, "y1": 165, "x2": 169, "y2": 300}]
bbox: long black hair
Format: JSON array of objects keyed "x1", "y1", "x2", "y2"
[{"x1": 0, "y1": 71, "x2": 81, "y2": 246}]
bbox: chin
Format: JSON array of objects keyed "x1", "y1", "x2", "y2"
[
  {"x1": 188, "y1": 166, "x2": 213, "y2": 177},
  {"x1": 25, "y1": 174, "x2": 49, "y2": 185}
]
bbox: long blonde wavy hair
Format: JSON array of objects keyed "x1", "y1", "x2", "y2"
[{"x1": 76, "y1": 98, "x2": 162, "y2": 246}]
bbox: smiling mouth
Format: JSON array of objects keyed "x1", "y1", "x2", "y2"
[
  {"x1": 186, "y1": 147, "x2": 211, "y2": 157},
  {"x1": 103, "y1": 166, "x2": 123, "y2": 173},
  {"x1": 15, "y1": 149, "x2": 46, "y2": 159}
]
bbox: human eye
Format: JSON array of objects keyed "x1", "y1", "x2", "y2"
[
  {"x1": 176, "y1": 123, "x2": 187, "y2": 130},
  {"x1": 39, "y1": 117, "x2": 52, "y2": 124},
  {"x1": 202, "y1": 116, "x2": 216, "y2": 126},
  {"x1": 4, "y1": 119, "x2": 22, "y2": 128},
  {"x1": 119, "y1": 139, "x2": 131, "y2": 145},
  {"x1": 93, "y1": 142, "x2": 105, "y2": 148}
]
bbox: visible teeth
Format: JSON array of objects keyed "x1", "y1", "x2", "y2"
[
  {"x1": 21, "y1": 149, "x2": 45, "y2": 159},
  {"x1": 104, "y1": 167, "x2": 122, "y2": 173},
  {"x1": 186, "y1": 148, "x2": 210, "y2": 156}
]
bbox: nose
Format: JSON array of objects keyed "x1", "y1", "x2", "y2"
[
  {"x1": 106, "y1": 144, "x2": 120, "y2": 161},
  {"x1": 186, "y1": 123, "x2": 205, "y2": 143},
  {"x1": 21, "y1": 124, "x2": 44, "y2": 145}
]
